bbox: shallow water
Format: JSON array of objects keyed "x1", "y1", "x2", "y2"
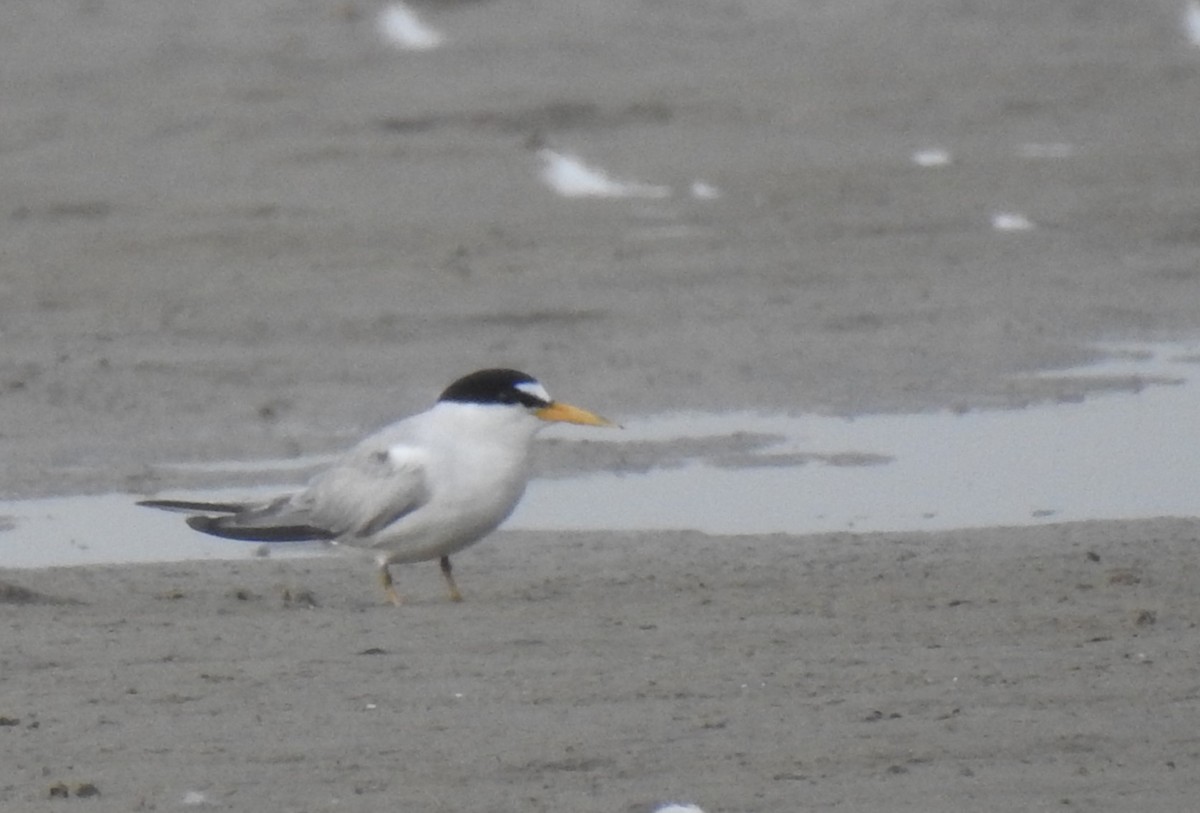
[
  {"x1": 2, "y1": 342, "x2": 1197, "y2": 568},
  {"x1": 514, "y1": 342, "x2": 1200, "y2": 534}
]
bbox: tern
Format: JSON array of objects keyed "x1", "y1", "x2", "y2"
[{"x1": 139, "y1": 369, "x2": 615, "y2": 605}]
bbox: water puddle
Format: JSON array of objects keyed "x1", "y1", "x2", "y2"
[
  {"x1": 512, "y1": 341, "x2": 1200, "y2": 535},
  {"x1": 0, "y1": 493, "x2": 328, "y2": 570},
  {"x1": 2, "y1": 341, "x2": 1198, "y2": 568}
]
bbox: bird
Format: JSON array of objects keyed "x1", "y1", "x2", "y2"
[{"x1": 139, "y1": 368, "x2": 615, "y2": 605}]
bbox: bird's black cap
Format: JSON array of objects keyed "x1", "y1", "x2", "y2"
[{"x1": 438, "y1": 368, "x2": 549, "y2": 408}]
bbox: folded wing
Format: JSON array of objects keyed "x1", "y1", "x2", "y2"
[{"x1": 138, "y1": 445, "x2": 431, "y2": 543}]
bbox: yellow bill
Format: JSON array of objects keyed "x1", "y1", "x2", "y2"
[{"x1": 535, "y1": 401, "x2": 618, "y2": 427}]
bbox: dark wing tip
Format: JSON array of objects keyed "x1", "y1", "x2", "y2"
[
  {"x1": 138, "y1": 499, "x2": 246, "y2": 514},
  {"x1": 185, "y1": 515, "x2": 335, "y2": 543}
]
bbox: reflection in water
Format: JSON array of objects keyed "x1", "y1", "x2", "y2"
[{"x1": 2, "y1": 342, "x2": 1198, "y2": 568}]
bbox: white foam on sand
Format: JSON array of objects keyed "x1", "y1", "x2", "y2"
[
  {"x1": 536, "y1": 149, "x2": 672, "y2": 199},
  {"x1": 911, "y1": 147, "x2": 952, "y2": 167},
  {"x1": 1185, "y1": 1, "x2": 1200, "y2": 47},
  {"x1": 689, "y1": 180, "x2": 721, "y2": 199},
  {"x1": 991, "y1": 211, "x2": 1035, "y2": 231},
  {"x1": 378, "y1": 3, "x2": 444, "y2": 51}
]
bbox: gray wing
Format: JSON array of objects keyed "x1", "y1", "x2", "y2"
[
  {"x1": 302, "y1": 443, "x2": 432, "y2": 538},
  {"x1": 173, "y1": 444, "x2": 432, "y2": 542}
]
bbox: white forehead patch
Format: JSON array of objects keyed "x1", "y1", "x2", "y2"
[{"x1": 516, "y1": 380, "x2": 551, "y2": 403}]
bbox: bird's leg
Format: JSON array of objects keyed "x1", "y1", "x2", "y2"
[
  {"x1": 378, "y1": 563, "x2": 403, "y2": 606},
  {"x1": 439, "y1": 556, "x2": 463, "y2": 602}
]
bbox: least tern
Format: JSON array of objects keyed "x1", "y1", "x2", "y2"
[{"x1": 139, "y1": 368, "x2": 614, "y2": 604}]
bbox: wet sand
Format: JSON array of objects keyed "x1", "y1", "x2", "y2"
[
  {"x1": 4, "y1": 0, "x2": 1200, "y2": 810},
  {"x1": 5, "y1": 521, "x2": 1200, "y2": 811}
]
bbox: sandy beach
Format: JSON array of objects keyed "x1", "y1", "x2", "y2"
[
  {"x1": 5, "y1": 521, "x2": 1200, "y2": 811},
  {"x1": 4, "y1": 0, "x2": 1200, "y2": 810}
]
